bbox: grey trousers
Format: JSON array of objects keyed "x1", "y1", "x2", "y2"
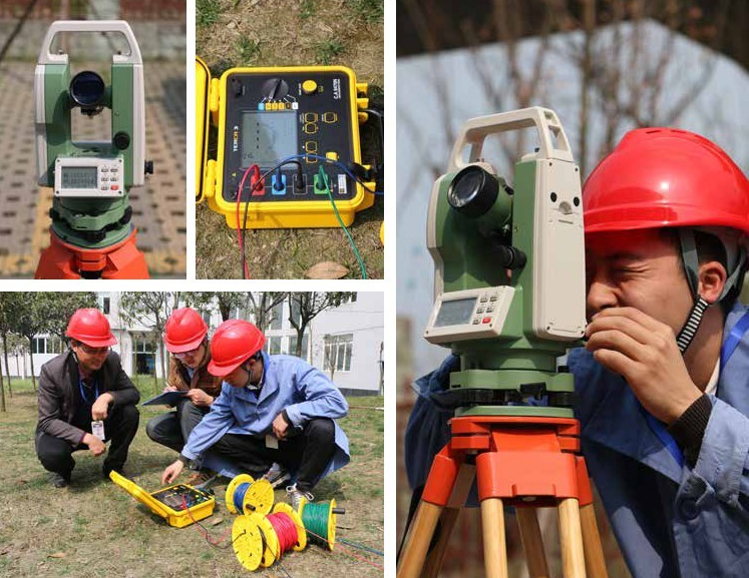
[{"x1": 145, "y1": 399, "x2": 208, "y2": 454}]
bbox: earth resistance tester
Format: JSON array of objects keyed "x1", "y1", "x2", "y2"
[
  {"x1": 196, "y1": 59, "x2": 376, "y2": 229},
  {"x1": 110, "y1": 471, "x2": 215, "y2": 528}
]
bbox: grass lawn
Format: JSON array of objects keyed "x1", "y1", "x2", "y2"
[{"x1": 0, "y1": 378, "x2": 383, "y2": 577}]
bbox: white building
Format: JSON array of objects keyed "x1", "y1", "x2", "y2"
[{"x1": 3, "y1": 292, "x2": 385, "y2": 397}]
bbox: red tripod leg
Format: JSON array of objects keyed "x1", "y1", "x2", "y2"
[{"x1": 398, "y1": 445, "x2": 462, "y2": 578}]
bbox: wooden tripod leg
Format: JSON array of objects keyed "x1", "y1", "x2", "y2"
[
  {"x1": 397, "y1": 501, "x2": 444, "y2": 578},
  {"x1": 580, "y1": 503, "x2": 609, "y2": 578},
  {"x1": 421, "y1": 462, "x2": 476, "y2": 577},
  {"x1": 558, "y1": 498, "x2": 586, "y2": 578},
  {"x1": 481, "y1": 498, "x2": 508, "y2": 578},
  {"x1": 421, "y1": 507, "x2": 460, "y2": 577},
  {"x1": 516, "y1": 507, "x2": 550, "y2": 578}
]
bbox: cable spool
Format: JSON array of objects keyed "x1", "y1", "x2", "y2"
[
  {"x1": 231, "y1": 515, "x2": 264, "y2": 571},
  {"x1": 271, "y1": 502, "x2": 307, "y2": 552},
  {"x1": 225, "y1": 474, "x2": 274, "y2": 516},
  {"x1": 249, "y1": 512, "x2": 279, "y2": 568},
  {"x1": 299, "y1": 499, "x2": 344, "y2": 551}
]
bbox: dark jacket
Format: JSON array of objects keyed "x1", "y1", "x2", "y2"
[
  {"x1": 36, "y1": 349, "x2": 140, "y2": 446},
  {"x1": 167, "y1": 347, "x2": 222, "y2": 398}
]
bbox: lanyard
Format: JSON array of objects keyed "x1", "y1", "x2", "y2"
[
  {"x1": 720, "y1": 311, "x2": 749, "y2": 371},
  {"x1": 645, "y1": 310, "x2": 749, "y2": 469},
  {"x1": 79, "y1": 378, "x2": 99, "y2": 406}
]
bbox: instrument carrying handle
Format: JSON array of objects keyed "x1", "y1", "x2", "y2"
[
  {"x1": 38, "y1": 20, "x2": 142, "y2": 65},
  {"x1": 448, "y1": 106, "x2": 574, "y2": 171}
]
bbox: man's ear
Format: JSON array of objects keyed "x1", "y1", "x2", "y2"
[{"x1": 698, "y1": 260, "x2": 728, "y2": 304}]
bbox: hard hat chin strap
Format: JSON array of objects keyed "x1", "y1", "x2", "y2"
[{"x1": 676, "y1": 229, "x2": 747, "y2": 354}]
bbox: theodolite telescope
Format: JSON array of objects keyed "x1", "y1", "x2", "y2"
[
  {"x1": 422, "y1": 106, "x2": 586, "y2": 416},
  {"x1": 34, "y1": 20, "x2": 151, "y2": 279}
]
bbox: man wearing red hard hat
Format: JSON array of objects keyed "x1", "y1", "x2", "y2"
[
  {"x1": 35, "y1": 309, "x2": 140, "y2": 488},
  {"x1": 404, "y1": 128, "x2": 749, "y2": 577},
  {"x1": 161, "y1": 319, "x2": 350, "y2": 509},
  {"x1": 145, "y1": 308, "x2": 222, "y2": 472}
]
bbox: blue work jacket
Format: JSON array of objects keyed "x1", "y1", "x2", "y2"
[
  {"x1": 405, "y1": 303, "x2": 749, "y2": 577},
  {"x1": 182, "y1": 352, "x2": 350, "y2": 480}
]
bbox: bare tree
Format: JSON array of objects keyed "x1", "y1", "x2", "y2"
[
  {"x1": 287, "y1": 293, "x2": 356, "y2": 358},
  {"x1": 247, "y1": 292, "x2": 288, "y2": 331},
  {"x1": 119, "y1": 293, "x2": 175, "y2": 388},
  {"x1": 398, "y1": 0, "x2": 731, "y2": 179}
]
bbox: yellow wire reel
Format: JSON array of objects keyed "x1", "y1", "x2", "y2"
[
  {"x1": 298, "y1": 497, "x2": 339, "y2": 551},
  {"x1": 232, "y1": 502, "x2": 307, "y2": 571},
  {"x1": 225, "y1": 473, "x2": 274, "y2": 516}
]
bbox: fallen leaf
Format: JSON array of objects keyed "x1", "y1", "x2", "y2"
[
  {"x1": 48, "y1": 552, "x2": 66, "y2": 559},
  {"x1": 305, "y1": 261, "x2": 349, "y2": 279},
  {"x1": 0, "y1": 547, "x2": 10, "y2": 555},
  {"x1": 210, "y1": 517, "x2": 224, "y2": 526}
]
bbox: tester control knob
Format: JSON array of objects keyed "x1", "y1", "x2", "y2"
[
  {"x1": 262, "y1": 78, "x2": 289, "y2": 100},
  {"x1": 302, "y1": 80, "x2": 318, "y2": 94}
]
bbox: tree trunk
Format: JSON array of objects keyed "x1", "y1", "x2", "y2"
[
  {"x1": 2, "y1": 331, "x2": 12, "y2": 394},
  {"x1": 0, "y1": 334, "x2": 6, "y2": 411},
  {"x1": 159, "y1": 341, "x2": 166, "y2": 387},
  {"x1": 294, "y1": 324, "x2": 307, "y2": 357},
  {"x1": 27, "y1": 336, "x2": 37, "y2": 391}
]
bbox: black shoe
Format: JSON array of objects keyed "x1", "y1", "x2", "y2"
[{"x1": 50, "y1": 472, "x2": 69, "y2": 488}]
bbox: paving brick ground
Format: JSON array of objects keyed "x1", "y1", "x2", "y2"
[{"x1": 0, "y1": 61, "x2": 186, "y2": 278}]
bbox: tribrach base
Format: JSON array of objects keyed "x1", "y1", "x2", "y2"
[{"x1": 35, "y1": 229, "x2": 150, "y2": 279}]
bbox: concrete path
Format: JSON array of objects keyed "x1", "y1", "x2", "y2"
[{"x1": 0, "y1": 61, "x2": 186, "y2": 278}]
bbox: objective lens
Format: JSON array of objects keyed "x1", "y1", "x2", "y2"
[
  {"x1": 69, "y1": 71, "x2": 105, "y2": 108},
  {"x1": 447, "y1": 165, "x2": 499, "y2": 218}
]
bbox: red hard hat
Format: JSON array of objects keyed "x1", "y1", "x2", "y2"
[
  {"x1": 208, "y1": 319, "x2": 266, "y2": 377},
  {"x1": 583, "y1": 128, "x2": 749, "y2": 235},
  {"x1": 65, "y1": 309, "x2": 117, "y2": 348},
  {"x1": 164, "y1": 307, "x2": 208, "y2": 353}
]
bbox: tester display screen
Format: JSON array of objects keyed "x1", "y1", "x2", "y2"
[
  {"x1": 61, "y1": 167, "x2": 97, "y2": 189},
  {"x1": 241, "y1": 111, "x2": 297, "y2": 168},
  {"x1": 434, "y1": 298, "x2": 477, "y2": 327}
]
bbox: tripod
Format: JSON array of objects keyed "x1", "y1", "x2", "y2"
[{"x1": 398, "y1": 415, "x2": 609, "y2": 578}]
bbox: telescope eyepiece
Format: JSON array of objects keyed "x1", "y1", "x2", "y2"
[
  {"x1": 447, "y1": 165, "x2": 499, "y2": 218},
  {"x1": 69, "y1": 71, "x2": 106, "y2": 114}
]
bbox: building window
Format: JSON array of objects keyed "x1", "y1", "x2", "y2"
[
  {"x1": 31, "y1": 338, "x2": 44, "y2": 354},
  {"x1": 31, "y1": 337, "x2": 62, "y2": 355},
  {"x1": 288, "y1": 333, "x2": 309, "y2": 361},
  {"x1": 324, "y1": 334, "x2": 353, "y2": 373},
  {"x1": 134, "y1": 337, "x2": 155, "y2": 375},
  {"x1": 101, "y1": 297, "x2": 110, "y2": 315},
  {"x1": 267, "y1": 336, "x2": 282, "y2": 355}
]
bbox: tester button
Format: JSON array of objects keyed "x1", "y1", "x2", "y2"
[{"x1": 302, "y1": 80, "x2": 318, "y2": 94}]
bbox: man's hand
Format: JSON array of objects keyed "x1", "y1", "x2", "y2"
[
  {"x1": 272, "y1": 412, "x2": 290, "y2": 440},
  {"x1": 185, "y1": 389, "x2": 214, "y2": 407},
  {"x1": 163, "y1": 384, "x2": 178, "y2": 393},
  {"x1": 83, "y1": 433, "x2": 106, "y2": 457},
  {"x1": 585, "y1": 307, "x2": 702, "y2": 424},
  {"x1": 91, "y1": 393, "x2": 114, "y2": 421},
  {"x1": 162, "y1": 460, "x2": 185, "y2": 485}
]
